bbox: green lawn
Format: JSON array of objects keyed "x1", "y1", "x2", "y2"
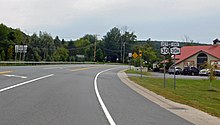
[
  {"x1": 125, "y1": 69, "x2": 152, "y2": 76},
  {"x1": 128, "y1": 76, "x2": 220, "y2": 117}
]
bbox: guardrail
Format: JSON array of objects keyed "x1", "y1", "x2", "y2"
[{"x1": 0, "y1": 61, "x2": 96, "y2": 65}]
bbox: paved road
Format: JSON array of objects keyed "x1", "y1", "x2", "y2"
[{"x1": 0, "y1": 64, "x2": 193, "y2": 125}]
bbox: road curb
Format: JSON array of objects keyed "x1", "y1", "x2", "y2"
[{"x1": 117, "y1": 70, "x2": 220, "y2": 125}]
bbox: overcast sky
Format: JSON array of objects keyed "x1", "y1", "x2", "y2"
[{"x1": 0, "y1": 0, "x2": 219, "y2": 43}]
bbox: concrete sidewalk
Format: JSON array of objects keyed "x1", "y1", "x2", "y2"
[{"x1": 118, "y1": 71, "x2": 220, "y2": 125}]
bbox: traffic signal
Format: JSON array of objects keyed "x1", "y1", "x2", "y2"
[{"x1": 139, "y1": 50, "x2": 142, "y2": 57}]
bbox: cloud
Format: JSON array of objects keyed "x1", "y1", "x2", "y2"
[{"x1": 0, "y1": 0, "x2": 219, "y2": 42}]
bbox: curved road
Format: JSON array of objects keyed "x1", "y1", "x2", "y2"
[{"x1": 0, "y1": 64, "x2": 193, "y2": 125}]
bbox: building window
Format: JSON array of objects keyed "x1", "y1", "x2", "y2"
[{"x1": 197, "y1": 53, "x2": 207, "y2": 69}]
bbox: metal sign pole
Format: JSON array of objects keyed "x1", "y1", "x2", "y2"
[
  {"x1": 164, "y1": 55, "x2": 166, "y2": 88},
  {"x1": 139, "y1": 50, "x2": 143, "y2": 78},
  {"x1": 140, "y1": 57, "x2": 142, "y2": 78},
  {"x1": 161, "y1": 41, "x2": 169, "y2": 88},
  {"x1": 174, "y1": 54, "x2": 176, "y2": 89}
]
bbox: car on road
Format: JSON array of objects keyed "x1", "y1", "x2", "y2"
[
  {"x1": 168, "y1": 66, "x2": 182, "y2": 75},
  {"x1": 182, "y1": 66, "x2": 199, "y2": 76}
]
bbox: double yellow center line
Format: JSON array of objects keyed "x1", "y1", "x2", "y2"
[
  {"x1": 70, "y1": 66, "x2": 97, "y2": 72},
  {"x1": 0, "y1": 71, "x2": 13, "y2": 74}
]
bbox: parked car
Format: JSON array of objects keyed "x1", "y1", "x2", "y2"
[
  {"x1": 214, "y1": 70, "x2": 220, "y2": 76},
  {"x1": 182, "y1": 66, "x2": 199, "y2": 76},
  {"x1": 199, "y1": 69, "x2": 210, "y2": 76},
  {"x1": 168, "y1": 66, "x2": 182, "y2": 75}
]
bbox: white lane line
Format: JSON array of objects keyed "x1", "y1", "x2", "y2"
[
  {"x1": 0, "y1": 74, "x2": 54, "y2": 93},
  {"x1": 94, "y1": 68, "x2": 117, "y2": 125},
  {"x1": 3, "y1": 74, "x2": 27, "y2": 79}
]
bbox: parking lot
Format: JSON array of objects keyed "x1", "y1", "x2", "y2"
[{"x1": 150, "y1": 72, "x2": 220, "y2": 80}]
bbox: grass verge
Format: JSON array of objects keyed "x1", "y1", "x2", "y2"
[
  {"x1": 128, "y1": 76, "x2": 220, "y2": 118},
  {"x1": 125, "y1": 69, "x2": 151, "y2": 76}
]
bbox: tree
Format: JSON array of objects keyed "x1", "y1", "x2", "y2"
[
  {"x1": 39, "y1": 32, "x2": 55, "y2": 60},
  {"x1": 96, "y1": 48, "x2": 104, "y2": 62},
  {"x1": 0, "y1": 24, "x2": 9, "y2": 41},
  {"x1": 1, "y1": 50, "x2": 6, "y2": 61},
  {"x1": 53, "y1": 47, "x2": 69, "y2": 61},
  {"x1": 7, "y1": 45, "x2": 14, "y2": 60},
  {"x1": 74, "y1": 38, "x2": 91, "y2": 60},
  {"x1": 102, "y1": 27, "x2": 137, "y2": 63},
  {"x1": 203, "y1": 62, "x2": 220, "y2": 89},
  {"x1": 102, "y1": 27, "x2": 121, "y2": 62},
  {"x1": 54, "y1": 36, "x2": 62, "y2": 48},
  {"x1": 131, "y1": 43, "x2": 158, "y2": 68}
]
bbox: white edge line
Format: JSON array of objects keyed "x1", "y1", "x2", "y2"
[
  {"x1": 0, "y1": 74, "x2": 54, "y2": 93},
  {"x1": 94, "y1": 68, "x2": 117, "y2": 125}
]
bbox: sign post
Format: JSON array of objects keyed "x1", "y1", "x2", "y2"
[
  {"x1": 170, "y1": 42, "x2": 180, "y2": 89},
  {"x1": 128, "y1": 53, "x2": 132, "y2": 69},
  {"x1": 139, "y1": 50, "x2": 143, "y2": 78},
  {"x1": 161, "y1": 41, "x2": 181, "y2": 89},
  {"x1": 160, "y1": 42, "x2": 169, "y2": 88},
  {"x1": 15, "y1": 45, "x2": 28, "y2": 61}
]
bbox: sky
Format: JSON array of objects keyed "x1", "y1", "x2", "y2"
[{"x1": 0, "y1": 0, "x2": 220, "y2": 43}]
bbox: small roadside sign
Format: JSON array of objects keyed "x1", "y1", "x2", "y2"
[
  {"x1": 132, "y1": 52, "x2": 138, "y2": 58},
  {"x1": 161, "y1": 41, "x2": 169, "y2": 47},
  {"x1": 128, "y1": 53, "x2": 132, "y2": 58},
  {"x1": 171, "y1": 42, "x2": 179, "y2": 47}
]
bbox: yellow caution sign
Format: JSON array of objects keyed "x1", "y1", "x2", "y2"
[{"x1": 132, "y1": 52, "x2": 138, "y2": 58}]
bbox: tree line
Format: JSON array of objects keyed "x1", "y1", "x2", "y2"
[{"x1": 0, "y1": 23, "x2": 159, "y2": 66}]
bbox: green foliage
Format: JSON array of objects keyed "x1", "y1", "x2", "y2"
[
  {"x1": 0, "y1": 24, "x2": 9, "y2": 41},
  {"x1": 131, "y1": 43, "x2": 159, "y2": 68},
  {"x1": 203, "y1": 62, "x2": 220, "y2": 89},
  {"x1": 0, "y1": 23, "x2": 182, "y2": 63},
  {"x1": 131, "y1": 58, "x2": 144, "y2": 67},
  {"x1": 102, "y1": 27, "x2": 137, "y2": 62},
  {"x1": 96, "y1": 48, "x2": 104, "y2": 62},
  {"x1": 7, "y1": 45, "x2": 14, "y2": 60},
  {"x1": 53, "y1": 47, "x2": 69, "y2": 61},
  {"x1": 1, "y1": 50, "x2": 6, "y2": 61}
]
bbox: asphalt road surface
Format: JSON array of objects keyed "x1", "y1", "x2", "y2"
[{"x1": 0, "y1": 64, "x2": 193, "y2": 125}]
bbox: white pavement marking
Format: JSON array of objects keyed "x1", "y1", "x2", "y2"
[
  {"x1": 94, "y1": 68, "x2": 117, "y2": 125},
  {"x1": 3, "y1": 74, "x2": 27, "y2": 79},
  {"x1": 0, "y1": 74, "x2": 54, "y2": 93}
]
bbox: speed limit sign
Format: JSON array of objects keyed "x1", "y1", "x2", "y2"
[{"x1": 161, "y1": 47, "x2": 169, "y2": 55}]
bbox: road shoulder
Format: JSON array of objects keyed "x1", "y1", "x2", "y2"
[{"x1": 117, "y1": 70, "x2": 220, "y2": 125}]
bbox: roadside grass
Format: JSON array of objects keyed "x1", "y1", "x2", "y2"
[
  {"x1": 128, "y1": 76, "x2": 220, "y2": 118},
  {"x1": 125, "y1": 69, "x2": 152, "y2": 76}
]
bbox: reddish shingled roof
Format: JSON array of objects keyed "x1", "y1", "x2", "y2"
[{"x1": 175, "y1": 45, "x2": 220, "y2": 64}]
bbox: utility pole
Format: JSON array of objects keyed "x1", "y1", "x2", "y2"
[
  {"x1": 120, "y1": 37, "x2": 123, "y2": 62},
  {"x1": 93, "y1": 39, "x2": 96, "y2": 62},
  {"x1": 123, "y1": 42, "x2": 125, "y2": 63}
]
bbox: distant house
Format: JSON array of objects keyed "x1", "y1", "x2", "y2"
[{"x1": 175, "y1": 39, "x2": 220, "y2": 69}]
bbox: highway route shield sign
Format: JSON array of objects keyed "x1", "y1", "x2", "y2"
[{"x1": 160, "y1": 47, "x2": 169, "y2": 55}]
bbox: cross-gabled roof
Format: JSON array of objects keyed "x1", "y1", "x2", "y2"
[{"x1": 175, "y1": 45, "x2": 220, "y2": 64}]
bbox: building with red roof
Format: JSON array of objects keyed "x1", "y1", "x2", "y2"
[{"x1": 175, "y1": 39, "x2": 220, "y2": 69}]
